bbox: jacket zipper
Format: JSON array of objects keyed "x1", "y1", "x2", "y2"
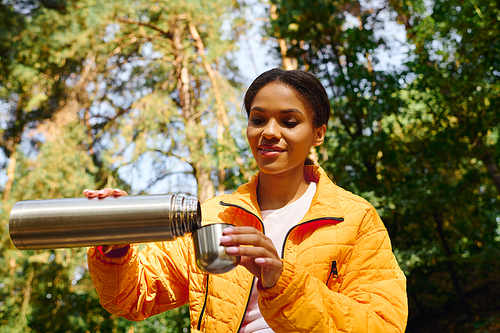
[
  {"x1": 326, "y1": 260, "x2": 338, "y2": 286},
  {"x1": 236, "y1": 277, "x2": 256, "y2": 333},
  {"x1": 280, "y1": 217, "x2": 344, "y2": 260},
  {"x1": 219, "y1": 201, "x2": 265, "y2": 333},
  {"x1": 197, "y1": 274, "x2": 210, "y2": 331},
  {"x1": 219, "y1": 201, "x2": 263, "y2": 223}
]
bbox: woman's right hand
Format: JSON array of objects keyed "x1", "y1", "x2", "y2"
[{"x1": 83, "y1": 187, "x2": 129, "y2": 254}]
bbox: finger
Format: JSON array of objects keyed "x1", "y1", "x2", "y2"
[
  {"x1": 101, "y1": 245, "x2": 113, "y2": 254},
  {"x1": 97, "y1": 188, "x2": 115, "y2": 198},
  {"x1": 102, "y1": 244, "x2": 129, "y2": 254},
  {"x1": 254, "y1": 257, "x2": 281, "y2": 268},
  {"x1": 221, "y1": 233, "x2": 274, "y2": 251},
  {"x1": 221, "y1": 227, "x2": 270, "y2": 247},
  {"x1": 113, "y1": 188, "x2": 128, "y2": 196},
  {"x1": 223, "y1": 226, "x2": 262, "y2": 235},
  {"x1": 261, "y1": 262, "x2": 284, "y2": 288},
  {"x1": 84, "y1": 189, "x2": 98, "y2": 198},
  {"x1": 225, "y1": 243, "x2": 278, "y2": 261}
]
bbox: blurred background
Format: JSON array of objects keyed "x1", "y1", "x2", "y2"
[{"x1": 0, "y1": 0, "x2": 499, "y2": 332}]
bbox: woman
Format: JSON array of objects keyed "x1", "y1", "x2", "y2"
[{"x1": 86, "y1": 68, "x2": 408, "y2": 332}]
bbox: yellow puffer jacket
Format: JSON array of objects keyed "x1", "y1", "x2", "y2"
[{"x1": 87, "y1": 166, "x2": 408, "y2": 332}]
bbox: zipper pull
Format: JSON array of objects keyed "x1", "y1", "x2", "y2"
[{"x1": 326, "y1": 260, "x2": 338, "y2": 285}]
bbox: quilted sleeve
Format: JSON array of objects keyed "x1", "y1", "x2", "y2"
[
  {"x1": 257, "y1": 206, "x2": 408, "y2": 332},
  {"x1": 87, "y1": 236, "x2": 192, "y2": 321}
]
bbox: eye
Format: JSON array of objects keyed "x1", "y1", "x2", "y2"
[
  {"x1": 249, "y1": 117, "x2": 265, "y2": 125},
  {"x1": 283, "y1": 120, "x2": 298, "y2": 128}
]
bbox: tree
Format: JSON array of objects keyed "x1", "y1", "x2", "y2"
[
  {"x1": 390, "y1": 0, "x2": 500, "y2": 194},
  {"x1": 389, "y1": 0, "x2": 500, "y2": 330},
  {"x1": 264, "y1": 0, "x2": 500, "y2": 331},
  {"x1": 1, "y1": 0, "x2": 250, "y2": 331},
  {"x1": 83, "y1": 0, "x2": 248, "y2": 202},
  {"x1": 0, "y1": 2, "x2": 130, "y2": 331}
]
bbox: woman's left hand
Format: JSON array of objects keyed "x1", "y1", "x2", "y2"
[{"x1": 220, "y1": 226, "x2": 283, "y2": 288}]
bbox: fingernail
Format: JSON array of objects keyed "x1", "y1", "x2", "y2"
[
  {"x1": 114, "y1": 188, "x2": 121, "y2": 192},
  {"x1": 98, "y1": 190, "x2": 106, "y2": 195},
  {"x1": 223, "y1": 227, "x2": 234, "y2": 234},
  {"x1": 225, "y1": 247, "x2": 238, "y2": 254},
  {"x1": 220, "y1": 236, "x2": 231, "y2": 243}
]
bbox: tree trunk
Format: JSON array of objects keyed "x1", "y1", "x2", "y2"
[
  {"x1": 196, "y1": 164, "x2": 215, "y2": 203},
  {"x1": 3, "y1": 150, "x2": 17, "y2": 202},
  {"x1": 270, "y1": 4, "x2": 297, "y2": 71},
  {"x1": 173, "y1": 18, "x2": 216, "y2": 201},
  {"x1": 188, "y1": 23, "x2": 229, "y2": 195}
]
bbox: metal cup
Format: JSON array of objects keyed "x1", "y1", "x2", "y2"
[{"x1": 192, "y1": 223, "x2": 241, "y2": 274}]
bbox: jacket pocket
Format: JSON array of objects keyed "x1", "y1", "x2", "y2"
[{"x1": 326, "y1": 260, "x2": 338, "y2": 287}]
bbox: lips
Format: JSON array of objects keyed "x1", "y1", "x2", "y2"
[
  {"x1": 258, "y1": 145, "x2": 285, "y2": 157},
  {"x1": 260, "y1": 148, "x2": 283, "y2": 152}
]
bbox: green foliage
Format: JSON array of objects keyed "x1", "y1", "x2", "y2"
[
  {"x1": 0, "y1": 0, "x2": 114, "y2": 159},
  {"x1": 11, "y1": 125, "x2": 97, "y2": 201},
  {"x1": 0, "y1": 123, "x2": 105, "y2": 332},
  {"x1": 391, "y1": 1, "x2": 500, "y2": 331},
  {"x1": 267, "y1": 0, "x2": 500, "y2": 331},
  {"x1": 1, "y1": 0, "x2": 248, "y2": 331}
]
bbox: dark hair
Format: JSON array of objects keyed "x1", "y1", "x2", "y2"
[{"x1": 244, "y1": 68, "x2": 330, "y2": 128}]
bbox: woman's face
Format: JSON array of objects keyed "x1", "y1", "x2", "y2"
[{"x1": 246, "y1": 82, "x2": 326, "y2": 177}]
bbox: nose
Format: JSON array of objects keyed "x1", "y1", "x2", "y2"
[{"x1": 262, "y1": 118, "x2": 281, "y2": 139}]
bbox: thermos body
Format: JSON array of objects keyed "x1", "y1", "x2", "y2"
[{"x1": 9, "y1": 194, "x2": 201, "y2": 250}]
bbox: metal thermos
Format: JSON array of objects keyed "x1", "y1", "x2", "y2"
[{"x1": 9, "y1": 194, "x2": 201, "y2": 250}]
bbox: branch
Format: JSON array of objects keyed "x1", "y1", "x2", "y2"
[
  {"x1": 143, "y1": 170, "x2": 194, "y2": 193},
  {"x1": 319, "y1": 50, "x2": 357, "y2": 140},
  {"x1": 188, "y1": 23, "x2": 229, "y2": 128},
  {"x1": 118, "y1": 18, "x2": 174, "y2": 39},
  {"x1": 92, "y1": 106, "x2": 132, "y2": 142}
]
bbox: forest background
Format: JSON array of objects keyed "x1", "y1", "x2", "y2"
[{"x1": 0, "y1": 0, "x2": 499, "y2": 332}]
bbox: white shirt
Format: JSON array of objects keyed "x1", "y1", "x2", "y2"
[{"x1": 240, "y1": 182, "x2": 317, "y2": 333}]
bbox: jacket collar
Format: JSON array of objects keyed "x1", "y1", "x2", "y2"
[
  {"x1": 220, "y1": 165, "x2": 345, "y2": 221},
  {"x1": 303, "y1": 165, "x2": 345, "y2": 221}
]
